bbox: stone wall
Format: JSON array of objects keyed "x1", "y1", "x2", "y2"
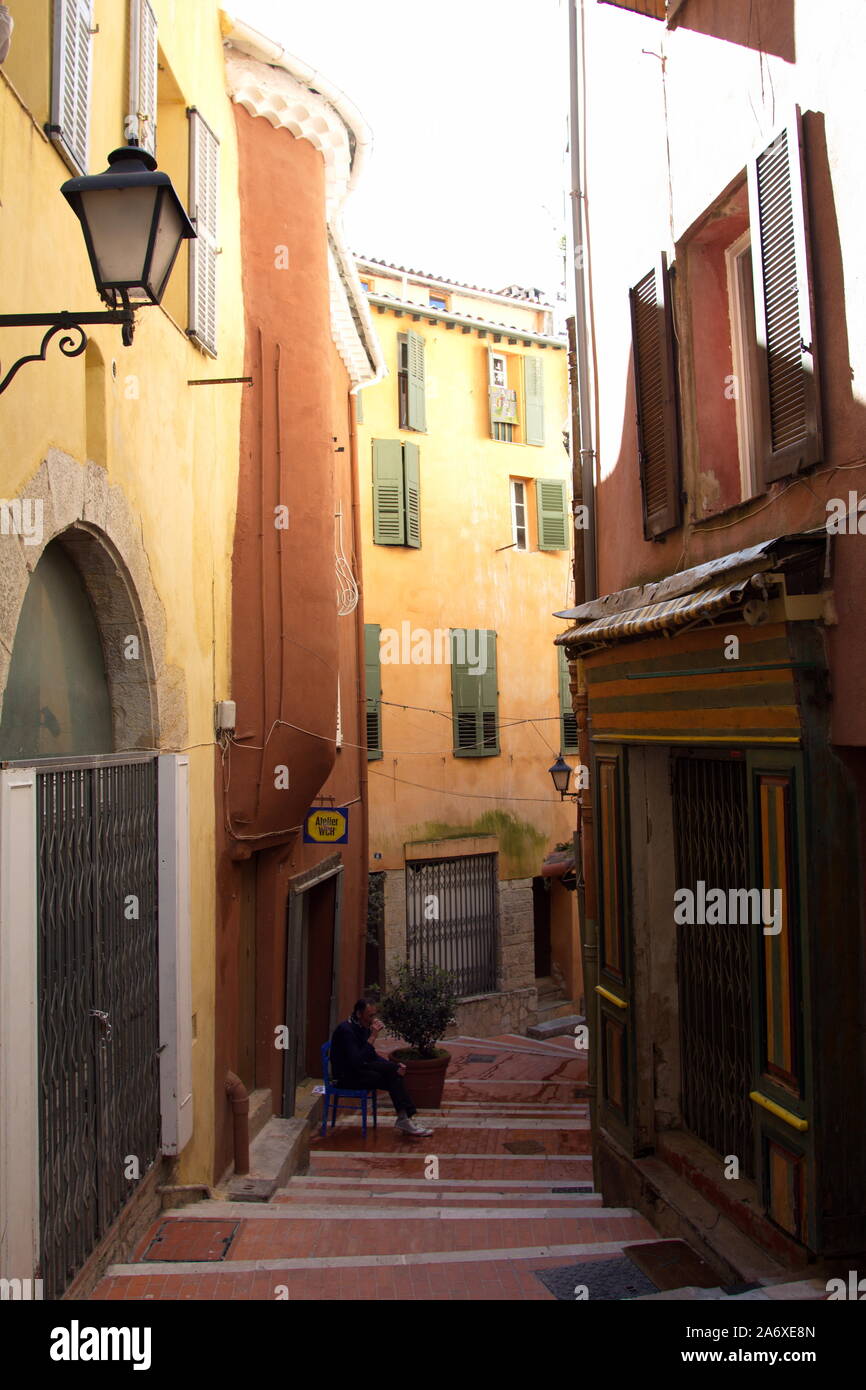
[{"x1": 380, "y1": 868, "x2": 539, "y2": 1038}]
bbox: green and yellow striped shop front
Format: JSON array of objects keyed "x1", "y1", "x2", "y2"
[{"x1": 555, "y1": 535, "x2": 866, "y2": 1259}]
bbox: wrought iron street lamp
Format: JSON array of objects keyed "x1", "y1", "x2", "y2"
[
  {"x1": 549, "y1": 754, "x2": 580, "y2": 801},
  {"x1": 0, "y1": 146, "x2": 195, "y2": 396}
]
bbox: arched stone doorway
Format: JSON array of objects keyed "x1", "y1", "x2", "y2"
[{"x1": 0, "y1": 457, "x2": 185, "y2": 1298}]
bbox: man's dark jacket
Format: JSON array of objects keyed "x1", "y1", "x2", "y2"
[{"x1": 329, "y1": 1018, "x2": 380, "y2": 1086}]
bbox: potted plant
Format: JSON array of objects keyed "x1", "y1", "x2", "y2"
[{"x1": 377, "y1": 959, "x2": 458, "y2": 1109}]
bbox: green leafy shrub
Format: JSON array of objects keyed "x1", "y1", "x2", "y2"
[{"x1": 378, "y1": 959, "x2": 458, "y2": 1059}]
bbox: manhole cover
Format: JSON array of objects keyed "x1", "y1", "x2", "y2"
[
  {"x1": 142, "y1": 1219, "x2": 239, "y2": 1262},
  {"x1": 466, "y1": 1054, "x2": 496, "y2": 1063},
  {"x1": 504, "y1": 1140, "x2": 546, "y2": 1154},
  {"x1": 536, "y1": 1256, "x2": 658, "y2": 1301}
]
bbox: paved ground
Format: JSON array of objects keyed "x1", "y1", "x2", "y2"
[{"x1": 91, "y1": 1033, "x2": 660, "y2": 1301}]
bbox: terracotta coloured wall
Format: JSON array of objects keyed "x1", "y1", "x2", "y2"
[{"x1": 214, "y1": 106, "x2": 367, "y2": 1176}]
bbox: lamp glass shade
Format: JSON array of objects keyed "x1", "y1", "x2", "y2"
[
  {"x1": 77, "y1": 186, "x2": 160, "y2": 301},
  {"x1": 62, "y1": 148, "x2": 195, "y2": 309},
  {"x1": 549, "y1": 755, "x2": 573, "y2": 795}
]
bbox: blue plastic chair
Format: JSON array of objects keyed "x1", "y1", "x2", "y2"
[{"x1": 320, "y1": 1042, "x2": 378, "y2": 1138}]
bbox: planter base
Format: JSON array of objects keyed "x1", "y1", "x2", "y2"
[{"x1": 392, "y1": 1048, "x2": 451, "y2": 1109}]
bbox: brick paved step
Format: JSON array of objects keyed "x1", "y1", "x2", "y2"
[
  {"x1": 449, "y1": 1034, "x2": 584, "y2": 1058},
  {"x1": 308, "y1": 1152, "x2": 593, "y2": 1177},
  {"x1": 158, "y1": 1200, "x2": 628, "y2": 1224},
  {"x1": 280, "y1": 1175, "x2": 598, "y2": 1192},
  {"x1": 99, "y1": 1240, "x2": 664, "y2": 1301},
  {"x1": 272, "y1": 1190, "x2": 601, "y2": 1209}
]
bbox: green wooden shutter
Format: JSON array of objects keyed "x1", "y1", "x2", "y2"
[
  {"x1": 407, "y1": 330, "x2": 427, "y2": 432},
  {"x1": 524, "y1": 356, "x2": 545, "y2": 446},
  {"x1": 355, "y1": 389, "x2": 364, "y2": 425},
  {"x1": 51, "y1": 0, "x2": 94, "y2": 174},
  {"x1": 451, "y1": 629, "x2": 498, "y2": 757},
  {"x1": 747, "y1": 108, "x2": 822, "y2": 484},
  {"x1": 630, "y1": 254, "x2": 681, "y2": 538},
  {"x1": 558, "y1": 647, "x2": 578, "y2": 753},
  {"x1": 372, "y1": 439, "x2": 405, "y2": 544},
  {"x1": 403, "y1": 442, "x2": 421, "y2": 548},
  {"x1": 536, "y1": 478, "x2": 568, "y2": 550},
  {"x1": 364, "y1": 623, "x2": 382, "y2": 760}
]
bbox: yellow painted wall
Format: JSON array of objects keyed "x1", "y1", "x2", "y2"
[
  {"x1": 0, "y1": 0, "x2": 245, "y2": 1184},
  {"x1": 358, "y1": 292, "x2": 576, "y2": 881}
]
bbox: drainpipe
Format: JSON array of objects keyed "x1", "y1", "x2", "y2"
[
  {"x1": 348, "y1": 390, "x2": 372, "y2": 995},
  {"x1": 225, "y1": 1072, "x2": 250, "y2": 1176},
  {"x1": 569, "y1": 0, "x2": 600, "y2": 1188}
]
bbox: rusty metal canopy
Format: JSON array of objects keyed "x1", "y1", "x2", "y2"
[
  {"x1": 554, "y1": 533, "x2": 826, "y2": 655},
  {"x1": 556, "y1": 577, "x2": 757, "y2": 652}
]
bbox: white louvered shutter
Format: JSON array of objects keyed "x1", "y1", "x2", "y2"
[
  {"x1": 188, "y1": 109, "x2": 220, "y2": 357},
  {"x1": 126, "y1": 0, "x2": 158, "y2": 155},
  {"x1": 50, "y1": 0, "x2": 93, "y2": 174}
]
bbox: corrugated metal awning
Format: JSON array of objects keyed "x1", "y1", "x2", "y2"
[{"x1": 556, "y1": 577, "x2": 757, "y2": 652}]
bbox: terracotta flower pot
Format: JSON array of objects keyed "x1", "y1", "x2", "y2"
[{"x1": 392, "y1": 1047, "x2": 451, "y2": 1109}]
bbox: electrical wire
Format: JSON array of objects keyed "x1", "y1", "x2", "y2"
[{"x1": 368, "y1": 765, "x2": 566, "y2": 805}]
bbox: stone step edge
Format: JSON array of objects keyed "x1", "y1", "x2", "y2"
[
  {"x1": 108, "y1": 1238, "x2": 657, "y2": 1278},
  {"x1": 156, "y1": 1201, "x2": 639, "y2": 1221},
  {"x1": 283, "y1": 1175, "x2": 597, "y2": 1189}
]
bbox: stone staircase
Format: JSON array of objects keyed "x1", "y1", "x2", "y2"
[{"x1": 89, "y1": 1032, "x2": 827, "y2": 1301}]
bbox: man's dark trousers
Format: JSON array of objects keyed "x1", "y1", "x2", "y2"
[
  {"x1": 330, "y1": 1017, "x2": 417, "y2": 1118},
  {"x1": 351, "y1": 1058, "x2": 416, "y2": 1118}
]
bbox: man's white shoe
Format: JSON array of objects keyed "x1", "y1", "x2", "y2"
[{"x1": 395, "y1": 1115, "x2": 433, "y2": 1137}]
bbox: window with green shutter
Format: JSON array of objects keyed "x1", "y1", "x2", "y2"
[
  {"x1": 524, "y1": 356, "x2": 545, "y2": 446},
  {"x1": 558, "y1": 647, "x2": 578, "y2": 754},
  {"x1": 364, "y1": 624, "x2": 382, "y2": 760},
  {"x1": 372, "y1": 439, "x2": 421, "y2": 547},
  {"x1": 536, "y1": 478, "x2": 569, "y2": 550},
  {"x1": 451, "y1": 630, "x2": 499, "y2": 757},
  {"x1": 398, "y1": 331, "x2": 427, "y2": 431}
]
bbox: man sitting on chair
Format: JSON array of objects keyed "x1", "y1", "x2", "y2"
[{"x1": 330, "y1": 998, "x2": 433, "y2": 1137}]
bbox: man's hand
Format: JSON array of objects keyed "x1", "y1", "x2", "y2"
[
  {"x1": 370, "y1": 1018, "x2": 385, "y2": 1037},
  {"x1": 397, "y1": 1064, "x2": 406, "y2": 1076}
]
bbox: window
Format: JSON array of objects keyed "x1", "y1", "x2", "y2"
[
  {"x1": 359, "y1": 279, "x2": 372, "y2": 293},
  {"x1": 489, "y1": 351, "x2": 518, "y2": 442},
  {"x1": 487, "y1": 351, "x2": 544, "y2": 445},
  {"x1": 372, "y1": 439, "x2": 420, "y2": 547},
  {"x1": 126, "y1": 0, "x2": 159, "y2": 155},
  {"x1": 642, "y1": 108, "x2": 822, "y2": 527},
  {"x1": 451, "y1": 630, "x2": 498, "y2": 757},
  {"x1": 364, "y1": 625, "x2": 382, "y2": 760},
  {"x1": 49, "y1": 0, "x2": 94, "y2": 174},
  {"x1": 397, "y1": 330, "x2": 427, "y2": 431},
  {"x1": 188, "y1": 108, "x2": 220, "y2": 356},
  {"x1": 558, "y1": 647, "x2": 578, "y2": 754},
  {"x1": 510, "y1": 480, "x2": 528, "y2": 551},
  {"x1": 429, "y1": 292, "x2": 449, "y2": 311},
  {"x1": 726, "y1": 230, "x2": 759, "y2": 500}
]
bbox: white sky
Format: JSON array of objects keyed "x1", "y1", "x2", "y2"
[{"x1": 232, "y1": 0, "x2": 571, "y2": 298}]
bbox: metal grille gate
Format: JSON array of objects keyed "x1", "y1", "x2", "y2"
[
  {"x1": 406, "y1": 853, "x2": 498, "y2": 997},
  {"x1": 672, "y1": 755, "x2": 754, "y2": 1176},
  {"x1": 36, "y1": 756, "x2": 160, "y2": 1298}
]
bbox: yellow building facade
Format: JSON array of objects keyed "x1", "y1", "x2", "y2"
[
  {"x1": 356, "y1": 258, "x2": 581, "y2": 1037},
  {"x1": 0, "y1": 0, "x2": 243, "y2": 1294}
]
